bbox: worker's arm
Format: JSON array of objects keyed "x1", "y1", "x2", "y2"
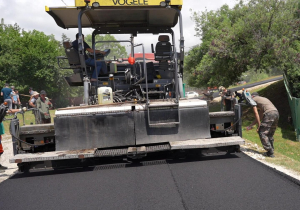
[
  {"x1": 1, "y1": 91, "x2": 3, "y2": 96},
  {"x1": 86, "y1": 48, "x2": 106, "y2": 55},
  {"x1": 247, "y1": 106, "x2": 261, "y2": 130},
  {"x1": 29, "y1": 98, "x2": 36, "y2": 108},
  {"x1": 47, "y1": 100, "x2": 53, "y2": 110},
  {"x1": 7, "y1": 108, "x2": 26, "y2": 114},
  {"x1": 29, "y1": 102, "x2": 35, "y2": 108}
]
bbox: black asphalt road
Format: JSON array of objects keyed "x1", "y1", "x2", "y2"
[
  {"x1": 1, "y1": 152, "x2": 300, "y2": 210},
  {"x1": 212, "y1": 76, "x2": 283, "y2": 98}
]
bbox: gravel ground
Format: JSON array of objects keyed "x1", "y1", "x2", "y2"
[
  {"x1": 0, "y1": 135, "x2": 18, "y2": 183},
  {"x1": 240, "y1": 142, "x2": 300, "y2": 181}
]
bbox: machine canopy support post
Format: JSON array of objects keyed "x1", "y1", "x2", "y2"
[
  {"x1": 83, "y1": 77, "x2": 90, "y2": 105},
  {"x1": 77, "y1": 7, "x2": 90, "y2": 76},
  {"x1": 177, "y1": 10, "x2": 184, "y2": 97}
]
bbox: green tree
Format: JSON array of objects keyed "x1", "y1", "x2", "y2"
[
  {"x1": 85, "y1": 34, "x2": 128, "y2": 59},
  {"x1": 185, "y1": 0, "x2": 300, "y2": 97},
  {"x1": 0, "y1": 20, "x2": 82, "y2": 107},
  {"x1": 0, "y1": 20, "x2": 60, "y2": 93}
]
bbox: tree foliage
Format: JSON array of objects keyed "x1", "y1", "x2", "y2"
[
  {"x1": 185, "y1": 0, "x2": 300, "y2": 97},
  {"x1": 85, "y1": 34, "x2": 128, "y2": 59},
  {"x1": 0, "y1": 20, "x2": 60, "y2": 95},
  {"x1": 0, "y1": 20, "x2": 83, "y2": 107}
]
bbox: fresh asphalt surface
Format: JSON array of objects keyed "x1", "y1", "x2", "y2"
[
  {"x1": 1, "y1": 152, "x2": 300, "y2": 210},
  {"x1": 2, "y1": 75, "x2": 299, "y2": 210}
]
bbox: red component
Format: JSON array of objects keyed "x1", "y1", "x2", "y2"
[{"x1": 128, "y1": 57, "x2": 135, "y2": 65}]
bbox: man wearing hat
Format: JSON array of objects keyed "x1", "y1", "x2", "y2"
[
  {"x1": 36, "y1": 90, "x2": 52, "y2": 124},
  {"x1": 29, "y1": 91, "x2": 39, "y2": 108},
  {"x1": 247, "y1": 92, "x2": 279, "y2": 157}
]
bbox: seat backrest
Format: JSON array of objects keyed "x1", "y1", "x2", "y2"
[
  {"x1": 155, "y1": 35, "x2": 171, "y2": 57},
  {"x1": 63, "y1": 42, "x2": 80, "y2": 66}
]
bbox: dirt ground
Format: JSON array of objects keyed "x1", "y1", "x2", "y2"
[{"x1": 0, "y1": 135, "x2": 18, "y2": 183}]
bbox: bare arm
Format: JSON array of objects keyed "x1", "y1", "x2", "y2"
[
  {"x1": 253, "y1": 106, "x2": 261, "y2": 127},
  {"x1": 248, "y1": 106, "x2": 261, "y2": 128},
  {"x1": 29, "y1": 102, "x2": 35, "y2": 108},
  {"x1": 86, "y1": 48, "x2": 105, "y2": 55}
]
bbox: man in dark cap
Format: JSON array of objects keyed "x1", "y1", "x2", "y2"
[
  {"x1": 36, "y1": 90, "x2": 53, "y2": 124},
  {"x1": 247, "y1": 92, "x2": 279, "y2": 157},
  {"x1": 29, "y1": 87, "x2": 35, "y2": 96}
]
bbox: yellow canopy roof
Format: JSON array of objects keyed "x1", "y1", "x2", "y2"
[{"x1": 46, "y1": 0, "x2": 182, "y2": 29}]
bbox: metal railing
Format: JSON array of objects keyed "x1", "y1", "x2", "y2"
[{"x1": 283, "y1": 73, "x2": 300, "y2": 141}]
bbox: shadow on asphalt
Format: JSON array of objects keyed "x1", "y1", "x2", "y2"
[{"x1": 9, "y1": 152, "x2": 241, "y2": 179}]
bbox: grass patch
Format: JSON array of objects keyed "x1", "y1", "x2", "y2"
[
  {"x1": 2, "y1": 110, "x2": 56, "y2": 135},
  {"x1": 209, "y1": 80, "x2": 300, "y2": 171}
]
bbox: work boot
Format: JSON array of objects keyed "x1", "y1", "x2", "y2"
[
  {"x1": 264, "y1": 151, "x2": 275, "y2": 158},
  {"x1": 0, "y1": 164, "x2": 8, "y2": 170}
]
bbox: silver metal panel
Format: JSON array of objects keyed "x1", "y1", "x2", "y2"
[
  {"x1": 55, "y1": 105, "x2": 132, "y2": 116},
  {"x1": 134, "y1": 106, "x2": 211, "y2": 145},
  {"x1": 54, "y1": 112, "x2": 135, "y2": 151},
  {"x1": 135, "y1": 99, "x2": 207, "y2": 111}
]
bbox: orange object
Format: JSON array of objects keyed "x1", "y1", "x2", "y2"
[
  {"x1": 0, "y1": 135, "x2": 3, "y2": 155},
  {"x1": 128, "y1": 57, "x2": 135, "y2": 65}
]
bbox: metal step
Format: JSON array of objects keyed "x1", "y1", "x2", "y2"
[
  {"x1": 94, "y1": 144, "x2": 171, "y2": 158},
  {"x1": 94, "y1": 148, "x2": 128, "y2": 157},
  {"x1": 146, "y1": 144, "x2": 171, "y2": 152}
]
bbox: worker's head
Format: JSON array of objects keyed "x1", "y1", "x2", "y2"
[
  {"x1": 218, "y1": 86, "x2": 227, "y2": 95},
  {"x1": 5, "y1": 83, "x2": 9, "y2": 87},
  {"x1": 251, "y1": 92, "x2": 259, "y2": 98},
  {"x1": 32, "y1": 91, "x2": 39, "y2": 99},
  {"x1": 15, "y1": 90, "x2": 18, "y2": 94},
  {"x1": 76, "y1": 33, "x2": 84, "y2": 40},
  {"x1": 11, "y1": 86, "x2": 15, "y2": 90},
  {"x1": 40, "y1": 90, "x2": 47, "y2": 99},
  {"x1": 29, "y1": 87, "x2": 33, "y2": 92}
]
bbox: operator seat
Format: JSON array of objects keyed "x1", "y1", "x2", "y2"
[
  {"x1": 154, "y1": 35, "x2": 172, "y2": 70},
  {"x1": 63, "y1": 42, "x2": 93, "y2": 75}
]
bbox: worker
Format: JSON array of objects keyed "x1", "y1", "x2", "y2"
[
  {"x1": 247, "y1": 92, "x2": 279, "y2": 157},
  {"x1": 36, "y1": 90, "x2": 52, "y2": 124},
  {"x1": 0, "y1": 105, "x2": 26, "y2": 171},
  {"x1": 1, "y1": 83, "x2": 12, "y2": 110},
  {"x1": 28, "y1": 91, "x2": 39, "y2": 108},
  {"x1": 0, "y1": 121, "x2": 6, "y2": 171},
  {"x1": 72, "y1": 33, "x2": 107, "y2": 83},
  {"x1": 28, "y1": 91, "x2": 41, "y2": 124}
]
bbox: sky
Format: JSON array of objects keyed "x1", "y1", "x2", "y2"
[{"x1": 0, "y1": 0, "x2": 237, "y2": 53}]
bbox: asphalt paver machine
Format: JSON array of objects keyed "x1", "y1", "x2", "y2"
[{"x1": 9, "y1": 0, "x2": 244, "y2": 172}]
